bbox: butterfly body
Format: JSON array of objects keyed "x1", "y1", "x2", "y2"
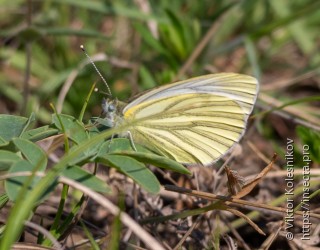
[{"x1": 102, "y1": 73, "x2": 259, "y2": 166}]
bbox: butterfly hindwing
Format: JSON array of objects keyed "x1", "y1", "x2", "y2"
[{"x1": 123, "y1": 93, "x2": 248, "y2": 166}]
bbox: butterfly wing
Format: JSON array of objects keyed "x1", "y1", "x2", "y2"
[
  {"x1": 122, "y1": 73, "x2": 259, "y2": 166},
  {"x1": 123, "y1": 73, "x2": 258, "y2": 116}
]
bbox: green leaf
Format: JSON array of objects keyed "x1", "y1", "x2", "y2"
[
  {"x1": 22, "y1": 113, "x2": 36, "y2": 135},
  {"x1": 13, "y1": 138, "x2": 47, "y2": 171},
  {"x1": 4, "y1": 139, "x2": 55, "y2": 202},
  {"x1": 21, "y1": 125, "x2": 58, "y2": 141},
  {"x1": 0, "y1": 124, "x2": 115, "y2": 249},
  {"x1": 111, "y1": 151, "x2": 190, "y2": 175},
  {"x1": 52, "y1": 114, "x2": 89, "y2": 144},
  {"x1": 68, "y1": 139, "x2": 104, "y2": 166},
  {"x1": 5, "y1": 138, "x2": 52, "y2": 201},
  {"x1": 0, "y1": 150, "x2": 22, "y2": 171},
  {"x1": 61, "y1": 165, "x2": 111, "y2": 193},
  {"x1": 80, "y1": 220, "x2": 100, "y2": 250},
  {"x1": 97, "y1": 138, "x2": 190, "y2": 175},
  {"x1": 0, "y1": 115, "x2": 28, "y2": 141},
  {"x1": 97, "y1": 155, "x2": 160, "y2": 194},
  {"x1": 5, "y1": 160, "x2": 53, "y2": 202}
]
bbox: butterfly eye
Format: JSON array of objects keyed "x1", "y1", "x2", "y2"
[
  {"x1": 101, "y1": 98, "x2": 116, "y2": 114},
  {"x1": 108, "y1": 104, "x2": 115, "y2": 113}
]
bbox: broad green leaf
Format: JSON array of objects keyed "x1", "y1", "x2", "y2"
[
  {"x1": 13, "y1": 138, "x2": 47, "y2": 171},
  {"x1": 61, "y1": 166, "x2": 111, "y2": 193},
  {"x1": 68, "y1": 139, "x2": 103, "y2": 166},
  {"x1": 21, "y1": 126, "x2": 58, "y2": 141},
  {"x1": 0, "y1": 115, "x2": 28, "y2": 141},
  {"x1": 0, "y1": 150, "x2": 21, "y2": 171},
  {"x1": 43, "y1": 162, "x2": 112, "y2": 246},
  {"x1": 52, "y1": 114, "x2": 88, "y2": 144},
  {"x1": 98, "y1": 155, "x2": 160, "y2": 194},
  {"x1": 111, "y1": 151, "x2": 190, "y2": 175},
  {"x1": 97, "y1": 138, "x2": 190, "y2": 174},
  {"x1": 5, "y1": 160, "x2": 53, "y2": 202}
]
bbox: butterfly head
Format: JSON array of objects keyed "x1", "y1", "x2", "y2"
[
  {"x1": 101, "y1": 98, "x2": 126, "y2": 128},
  {"x1": 101, "y1": 98, "x2": 118, "y2": 128}
]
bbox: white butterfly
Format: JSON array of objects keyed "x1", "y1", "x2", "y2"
[{"x1": 102, "y1": 73, "x2": 259, "y2": 166}]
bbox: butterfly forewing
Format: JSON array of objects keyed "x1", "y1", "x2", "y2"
[{"x1": 123, "y1": 73, "x2": 258, "y2": 115}]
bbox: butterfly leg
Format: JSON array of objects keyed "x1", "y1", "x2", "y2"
[
  {"x1": 106, "y1": 134, "x2": 115, "y2": 153},
  {"x1": 127, "y1": 131, "x2": 137, "y2": 152}
]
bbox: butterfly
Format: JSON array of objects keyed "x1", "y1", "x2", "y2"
[{"x1": 101, "y1": 73, "x2": 259, "y2": 167}]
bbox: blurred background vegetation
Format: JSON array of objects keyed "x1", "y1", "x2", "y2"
[{"x1": 1, "y1": 0, "x2": 319, "y2": 126}]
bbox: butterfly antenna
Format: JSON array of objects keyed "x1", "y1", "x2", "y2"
[{"x1": 80, "y1": 45, "x2": 112, "y2": 97}]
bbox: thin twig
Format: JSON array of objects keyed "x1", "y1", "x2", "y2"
[
  {"x1": 173, "y1": 215, "x2": 202, "y2": 250},
  {"x1": 164, "y1": 185, "x2": 320, "y2": 220},
  {"x1": 24, "y1": 220, "x2": 63, "y2": 250}
]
